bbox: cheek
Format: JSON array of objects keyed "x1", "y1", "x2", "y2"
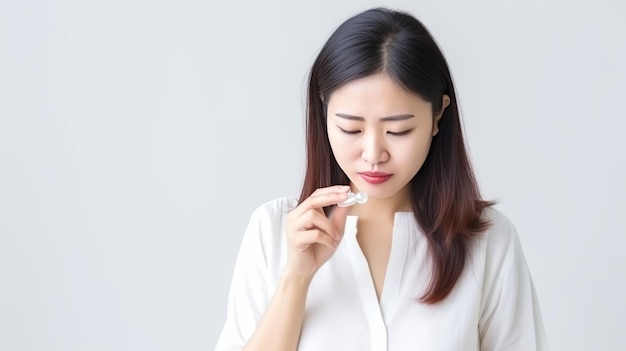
[
  {"x1": 327, "y1": 128, "x2": 340, "y2": 151},
  {"x1": 330, "y1": 146, "x2": 362, "y2": 170},
  {"x1": 396, "y1": 135, "x2": 433, "y2": 164},
  {"x1": 327, "y1": 130, "x2": 350, "y2": 161},
  {"x1": 330, "y1": 140, "x2": 359, "y2": 162}
]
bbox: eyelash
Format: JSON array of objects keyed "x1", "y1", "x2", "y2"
[
  {"x1": 339, "y1": 128, "x2": 361, "y2": 135},
  {"x1": 339, "y1": 128, "x2": 413, "y2": 136},
  {"x1": 388, "y1": 129, "x2": 413, "y2": 136}
]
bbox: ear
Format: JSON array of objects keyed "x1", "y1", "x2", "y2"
[{"x1": 432, "y1": 94, "x2": 450, "y2": 136}]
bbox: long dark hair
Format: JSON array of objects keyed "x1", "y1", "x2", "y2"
[{"x1": 298, "y1": 7, "x2": 493, "y2": 304}]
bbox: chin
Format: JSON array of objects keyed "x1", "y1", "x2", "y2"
[{"x1": 354, "y1": 184, "x2": 398, "y2": 199}]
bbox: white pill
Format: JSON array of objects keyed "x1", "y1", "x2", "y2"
[
  {"x1": 337, "y1": 191, "x2": 367, "y2": 207},
  {"x1": 355, "y1": 192, "x2": 368, "y2": 204}
]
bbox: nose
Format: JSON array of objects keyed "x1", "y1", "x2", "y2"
[{"x1": 361, "y1": 132, "x2": 389, "y2": 165}]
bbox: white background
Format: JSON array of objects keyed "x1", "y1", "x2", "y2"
[{"x1": 1, "y1": 0, "x2": 624, "y2": 350}]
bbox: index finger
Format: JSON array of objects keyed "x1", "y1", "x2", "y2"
[
  {"x1": 291, "y1": 189, "x2": 350, "y2": 217},
  {"x1": 310, "y1": 185, "x2": 351, "y2": 197}
]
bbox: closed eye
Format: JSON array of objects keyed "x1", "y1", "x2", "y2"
[
  {"x1": 387, "y1": 129, "x2": 413, "y2": 136},
  {"x1": 338, "y1": 127, "x2": 361, "y2": 135}
]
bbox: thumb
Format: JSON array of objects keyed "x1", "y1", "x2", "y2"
[{"x1": 330, "y1": 205, "x2": 350, "y2": 238}]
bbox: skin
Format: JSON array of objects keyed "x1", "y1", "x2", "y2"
[
  {"x1": 327, "y1": 73, "x2": 449, "y2": 216},
  {"x1": 243, "y1": 73, "x2": 449, "y2": 350}
]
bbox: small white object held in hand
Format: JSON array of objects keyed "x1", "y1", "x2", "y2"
[{"x1": 337, "y1": 191, "x2": 368, "y2": 207}]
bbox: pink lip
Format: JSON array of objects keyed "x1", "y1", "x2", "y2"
[{"x1": 358, "y1": 171, "x2": 393, "y2": 184}]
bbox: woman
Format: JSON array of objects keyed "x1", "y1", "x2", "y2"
[{"x1": 216, "y1": 7, "x2": 548, "y2": 351}]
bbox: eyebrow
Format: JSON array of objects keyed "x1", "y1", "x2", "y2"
[{"x1": 335, "y1": 113, "x2": 415, "y2": 121}]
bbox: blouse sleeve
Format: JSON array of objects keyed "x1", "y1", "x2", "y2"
[
  {"x1": 478, "y1": 212, "x2": 549, "y2": 351},
  {"x1": 215, "y1": 204, "x2": 276, "y2": 351}
]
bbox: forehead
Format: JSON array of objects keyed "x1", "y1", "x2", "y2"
[{"x1": 327, "y1": 73, "x2": 432, "y2": 114}]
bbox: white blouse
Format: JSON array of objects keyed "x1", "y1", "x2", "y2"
[{"x1": 215, "y1": 197, "x2": 548, "y2": 351}]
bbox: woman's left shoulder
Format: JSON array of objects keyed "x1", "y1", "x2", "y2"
[{"x1": 476, "y1": 206, "x2": 526, "y2": 259}]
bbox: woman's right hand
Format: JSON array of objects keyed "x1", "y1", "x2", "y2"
[{"x1": 284, "y1": 185, "x2": 351, "y2": 278}]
